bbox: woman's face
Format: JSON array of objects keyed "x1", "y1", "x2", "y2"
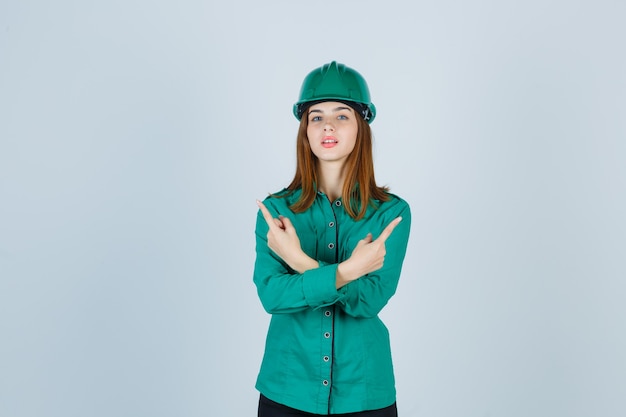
[{"x1": 306, "y1": 101, "x2": 358, "y2": 166}]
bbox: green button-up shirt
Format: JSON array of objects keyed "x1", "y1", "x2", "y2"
[{"x1": 254, "y1": 189, "x2": 411, "y2": 415}]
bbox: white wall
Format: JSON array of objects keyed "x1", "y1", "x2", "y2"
[{"x1": 1, "y1": 1, "x2": 625, "y2": 416}]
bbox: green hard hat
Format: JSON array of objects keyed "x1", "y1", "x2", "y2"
[{"x1": 293, "y1": 61, "x2": 377, "y2": 124}]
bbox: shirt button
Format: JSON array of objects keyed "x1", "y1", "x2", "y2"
[
  {"x1": 335, "y1": 201, "x2": 342, "y2": 207},
  {"x1": 324, "y1": 310, "x2": 332, "y2": 317},
  {"x1": 322, "y1": 380, "x2": 329, "y2": 386},
  {"x1": 323, "y1": 356, "x2": 330, "y2": 362},
  {"x1": 328, "y1": 221, "x2": 335, "y2": 228},
  {"x1": 328, "y1": 243, "x2": 335, "y2": 249},
  {"x1": 324, "y1": 332, "x2": 331, "y2": 338}
]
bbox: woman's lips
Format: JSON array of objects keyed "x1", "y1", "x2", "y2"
[{"x1": 322, "y1": 136, "x2": 338, "y2": 148}]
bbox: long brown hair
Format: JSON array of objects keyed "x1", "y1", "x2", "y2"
[{"x1": 281, "y1": 108, "x2": 389, "y2": 220}]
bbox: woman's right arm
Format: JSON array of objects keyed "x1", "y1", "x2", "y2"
[{"x1": 253, "y1": 203, "x2": 343, "y2": 314}]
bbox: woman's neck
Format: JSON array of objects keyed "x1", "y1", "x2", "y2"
[{"x1": 317, "y1": 161, "x2": 346, "y2": 202}]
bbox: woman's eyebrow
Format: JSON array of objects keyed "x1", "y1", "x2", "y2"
[{"x1": 308, "y1": 106, "x2": 353, "y2": 115}]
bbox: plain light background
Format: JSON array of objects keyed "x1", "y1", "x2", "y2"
[{"x1": 1, "y1": 1, "x2": 625, "y2": 416}]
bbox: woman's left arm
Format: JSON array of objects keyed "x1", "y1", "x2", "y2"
[{"x1": 337, "y1": 203, "x2": 411, "y2": 318}]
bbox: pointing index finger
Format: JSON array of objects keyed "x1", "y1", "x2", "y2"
[
  {"x1": 376, "y1": 216, "x2": 403, "y2": 243},
  {"x1": 256, "y1": 199, "x2": 277, "y2": 229}
]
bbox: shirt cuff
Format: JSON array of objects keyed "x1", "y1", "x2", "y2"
[{"x1": 302, "y1": 264, "x2": 339, "y2": 307}]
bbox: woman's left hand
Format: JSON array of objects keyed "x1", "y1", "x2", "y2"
[{"x1": 257, "y1": 200, "x2": 318, "y2": 273}]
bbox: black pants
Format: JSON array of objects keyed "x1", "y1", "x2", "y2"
[{"x1": 258, "y1": 394, "x2": 398, "y2": 417}]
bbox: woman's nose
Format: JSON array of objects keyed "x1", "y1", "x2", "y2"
[{"x1": 324, "y1": 122, "x2": 335, "y2": 132}]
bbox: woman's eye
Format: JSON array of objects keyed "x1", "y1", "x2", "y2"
[
  {"x1": 337, "y1": 115, "x2": 348, "y2": 120},
  {"x1": 311, "y1": 116, "x2": 322, "y2": 122}
]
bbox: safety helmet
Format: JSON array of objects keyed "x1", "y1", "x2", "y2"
[{"x1": 293, "y1": 61, "x2": 377, "y2": 124}]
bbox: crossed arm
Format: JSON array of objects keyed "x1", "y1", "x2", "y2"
[{"x1": 256, "y1": 199, "x2": 403, "y2": 290}]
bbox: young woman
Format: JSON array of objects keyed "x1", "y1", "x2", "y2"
[{"x1": 254, "y1": 61, "x2": 411, "y2": 416}]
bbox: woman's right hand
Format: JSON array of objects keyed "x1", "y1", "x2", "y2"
[
  {"x1": 336, "y1": 216, "x2": 403, "y2": 288},
  {"x1": 257, "y1": 199, "x2": 319, "y2": 273}
]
